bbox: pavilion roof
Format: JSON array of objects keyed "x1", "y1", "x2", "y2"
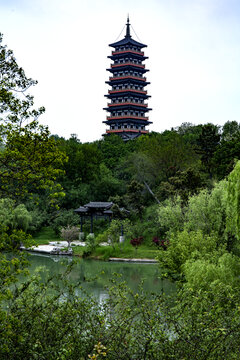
[
  {"x1": 84, "y1": 202, "x2": 113, "y2": 209},
  {"x1": 74, "y1": 202, "x2": 113, "y2": 215}
]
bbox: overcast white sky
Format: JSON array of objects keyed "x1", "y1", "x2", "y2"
[{"x1": 1, "y1": 0, "x2": 240, "y2": 142}]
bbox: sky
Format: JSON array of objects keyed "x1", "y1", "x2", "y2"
[{"x1": 1, "y1": 0, "x2": 240, "y2": 142}]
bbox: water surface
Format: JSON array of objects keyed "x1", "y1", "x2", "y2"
[{"x1": 27, "y1": 253, "x2": 175, "y2": 301}]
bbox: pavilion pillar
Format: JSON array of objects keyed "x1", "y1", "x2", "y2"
[
  {"x1": 119, "y1": 223, "x2": 125, "y2": 243},
  {"x1": 90, "y1": 213, "x2": 93, "y2": 234},
  {"x1": 80, "y1": 216, "x2": 83, "y2": 232}
]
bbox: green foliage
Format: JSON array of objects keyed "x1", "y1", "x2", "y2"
[
  {"x1": 0, "y1": 198, "x2": 32, "y2": 232},
  {"x1": 185, "y1": 182, "x2": 227, "y2": 239},
  {"x1": 157, "y1": 230, "x2": 218, "y2": 279},
  {"x1": 0, "y1": 33, "x2": 44, "y2": 125},
  {"x1": 33, "y1": 226, "x2": 60, "y2": 245},
  {"x1": 27, "y1": 207, "x2": 48, "y2": 234},
  {"x1": 138, "y1": 131, "x2": 199, "y2": 182},
  {"x1": 226, "y1": 160, "x2": 240, "y2": 242},
  {"x1": 92, "y1": 163, "x2": 124, "y2": 201},
  {"x1": 221, "y1": 120, "x2": 240, "y2": 142},
  {"x1": 0, "y1": 34, "x2": 66, "y2": 204},
  {"x1": 158, "y1": 196, "x2": 185, "y2": 234},
  {"x1": 97, "y1": 134, "x2": 133, "y2": 172},
  {"x1": 1, "y1": 266, "x2": 240, "y2": 359},
  {"x1": 51, "y1": 209, "x2": 80, "y2": 235},
  {"x1": 161, "y1": 167, "x2": 206, "y2": 203},
  {"x1": 183, "y1": 252, "x2": 240, "y2": 291},
  {"x1": 125, "y1": 180, "x2": 145, "y2": 218},
  {"x1": 196, "y1": 123, "x2": 221, "y2": 176},
  {"x1": 106, "y1": 219, "x2": 131, "y2": 247},
  {"x1": 157, "y1": 180, "x2": 228, "y2": 243},
  {"x1": 83, "y1": 233, "x2": 96, "y2": 257},
  {"x1": 60, "y1": 225, "x2": 79, "y2": 248},
  {"x1": 166, "y1": 285, "x2": 240, "y2": 359}
]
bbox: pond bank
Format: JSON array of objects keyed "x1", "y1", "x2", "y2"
[
  {"x1": 109, "y1": 257, "x2": 157, "y2": 263},
  {"x1": 21, "y1": 241, "x2": 158, "y2": 262}
]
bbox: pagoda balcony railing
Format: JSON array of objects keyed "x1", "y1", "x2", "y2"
[
  {"x1": 107, "y1": 115, "x2": 149, "y2": 121},
  {"x1": 109, "y1": 75, "x2": 146, "y2": 82},
  {"x1": 108, "y1": 102, "x2": 148, "y2": 107},
  {"x1": 108, "y1": 88, "x2": 147, "y2": 95},
  {"x1": 111, "y1": 63, "x2": 145, "y2": 69},
  {"x1": 106, "y1": 129, "x2": 149, "y2": 134},
  {"x1": 112, "y1": 50, "x2": 144, "y2": 56}
]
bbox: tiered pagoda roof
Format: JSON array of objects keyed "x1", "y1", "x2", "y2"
[{"x1": 103, "y1": 17, "x2": 152, "y2": 141}]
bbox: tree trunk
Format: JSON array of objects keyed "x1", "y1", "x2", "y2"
[{"x1": 143, "y1": 181, "x2": 160, "y2": 204}]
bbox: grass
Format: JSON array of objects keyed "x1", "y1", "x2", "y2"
[
  {"x1": 33, "y1": 227, "x2": 61, "y2": 245},
  {"x1": 32, "y1": 226, "x2": 160, "y2": 260},
  {"x1": 91, "y1": 242, "x2": 160, "y2": 260}
]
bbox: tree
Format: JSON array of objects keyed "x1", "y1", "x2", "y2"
[
  {"x1": 226, "y1": 160, "x2": 240, "y2": 244},
  {"x1": 0, "y1": 33, "x2": 66, "y2": 317},
  {"x1": 221, "y1": 120, "x2": 240, "y2": 142},
  {"x1": 212, "y1": 135, "x2": 240, "y2": 179},
  {"x1": 0, "y1": 34, "x2": 44, "y2": 127},
  {"x1": 0, "y1": 33, "x2": 66, "y2": 204},
  {"x1": 60, "y1": 225, "x2": 79, "y2": 249},
  {"x1": 196, "y1": 123, "x2": 220, "y2": 176}
]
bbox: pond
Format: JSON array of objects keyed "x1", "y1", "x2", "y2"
[{"x1": 27, "y1": 253, "x2": 175, "y2": 302}]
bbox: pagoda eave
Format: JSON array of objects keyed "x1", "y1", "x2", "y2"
[
  {"x1": 103, "y1": 105, "x2": 152, "y2": 112},
  {"x1": 107, "y1": 67, "x2": 149, "y2": 74},
  {"x1": 108, "y1": 54, "x2": 148, "y2": 60},
  {"x1": 105, "y1": 92, "x2": 151, "y2": 99},
  {"x1": 103, "y1": 119, "x2": 152, "y2": 125},
  {"x1": 106, "y1": 129, "x2": 149, "y2": 135},
  {"x1": 105, "y1": 80, "x2": 150, "y2": 86},
  {"x1": 109, "y1": 38, "x2": 147, "y2": 48}
]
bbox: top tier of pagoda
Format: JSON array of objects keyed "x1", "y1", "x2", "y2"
[{"x1": 103, "y1": 17, "x2": 152, "y2": 141}]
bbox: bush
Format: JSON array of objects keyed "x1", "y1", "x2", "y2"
[
  {"x1": 0, "y1": 198, "x2": 32, "y2": 233},
  {"x1": 60, "y1": 225, "x2": 79, "y2": 248},
  {"x1": 28, "y1": 209, "x2": 48, "y2": 234},
  {"x1": 157, "y1": 230, "x2": 218, "y2": 280},
  {"x1": 152, "y1": 237, "x2": 169, "y2": 250},
  {"x1": 83, "y1": 233, "x2": 96, "y2": 257},
  {"x1": 130, "y1": 236, "x2": 143, "y2": 249}
]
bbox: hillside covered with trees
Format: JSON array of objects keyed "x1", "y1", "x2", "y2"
[{"x1": 1, "y1": 33, "x2": 240, "y2": 359}]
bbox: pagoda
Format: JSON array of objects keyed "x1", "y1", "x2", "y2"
[{"x1": 103, "y1": 17, "x2": 152, "y2": 140}]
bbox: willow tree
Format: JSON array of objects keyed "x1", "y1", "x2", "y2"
[{"x1": 226, "y1": 160, "x2": 240, "y2": 242}]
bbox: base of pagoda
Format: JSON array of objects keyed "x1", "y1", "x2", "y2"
[{"x1": 103, "y1": 129, "x2": 149, "y2": 141}]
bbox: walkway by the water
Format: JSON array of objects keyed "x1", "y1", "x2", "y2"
[{"x1": 21, "y1": 241, "x2": 85, "y2": 254}]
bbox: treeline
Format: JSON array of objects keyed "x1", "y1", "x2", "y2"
[{"x1": 9, "y1": 118, "x2": 237, "y2": 235}]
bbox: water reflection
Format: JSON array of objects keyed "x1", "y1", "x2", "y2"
[{"x1": 27, "y1": 253, "x2": 175, "y2": 302}]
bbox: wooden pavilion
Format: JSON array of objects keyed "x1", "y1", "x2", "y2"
[{"x1": 74, "y1": 202, "x2": 113, "y2": 233}]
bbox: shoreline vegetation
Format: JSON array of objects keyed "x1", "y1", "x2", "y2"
[{"x1": 32, "y1": 227, "x2": 160, "y2": 261}]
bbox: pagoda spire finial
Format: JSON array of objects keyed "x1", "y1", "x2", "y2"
[{"x1": 125, "y1": 15, "x2": 131, "y2": 38}]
